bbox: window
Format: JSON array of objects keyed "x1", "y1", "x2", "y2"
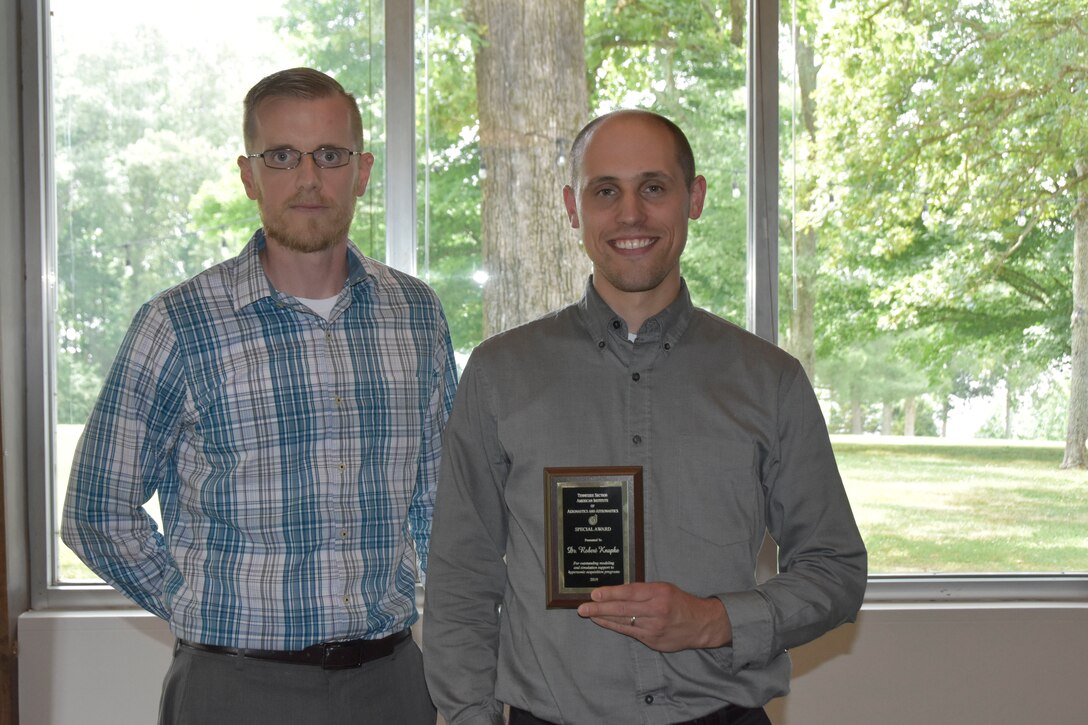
[
  {"x1": 778, "y1": 0, "x2": 1087, "y2": 594},
  {"x1": 25, "y1": 0, "x2": 1086, "y2": 607},
  {"x1": 37, "y1": 0, "x2": 395, "y2": 600}
]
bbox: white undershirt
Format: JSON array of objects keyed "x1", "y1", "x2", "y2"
[{"x1": 295, "y1": 295, "x2": 338, "y2": 321}]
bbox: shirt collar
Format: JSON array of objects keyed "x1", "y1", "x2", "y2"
[
  {"x1": 578, "y1": 275, "x2": 694, "y2": 347},
  {"x1": 231, "y1": 229, "x2": 375, "y2": 311}
]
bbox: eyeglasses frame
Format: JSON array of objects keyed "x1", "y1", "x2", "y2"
[{"x1": 245, "y1": 147, "x2": 365, "y2": 170}]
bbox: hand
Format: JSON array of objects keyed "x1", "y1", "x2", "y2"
[{"x1": 576, "y1": 581, "x2": 733, "y2": 652}]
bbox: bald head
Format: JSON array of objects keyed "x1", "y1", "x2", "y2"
[{"x1": 568, "y1": 110, "x2": 697, "y2": 191}]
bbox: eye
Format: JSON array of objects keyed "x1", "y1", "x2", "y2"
[
  {"x1": 317, "y1": 148, "x2": 346, "y2": 166},
  {"x1": 271, "y1": 150, "x2": 293, "y2": 164}
]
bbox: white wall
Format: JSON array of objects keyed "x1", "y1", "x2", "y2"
[
  {"x1": 18, "y1": 612, "x2": 173, "y2": 725},
  {"x1": 17, "y1": 605, "x2": 1088, "y2": 725}
]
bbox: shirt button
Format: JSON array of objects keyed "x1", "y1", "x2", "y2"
[
  {"x1": 342, "y1": 596, "x2": 351, "y2": 604},
  {"x1": 340, "y1": 529, "x2": 349, "y2": 539},
  {"x1": 632, "y1": 435, "x2": 642, "y2": 445},
  {"x1": 598, "y1": 340, "x2": 606, "y2": 348},
  {"x1": 631, "y1": 372, "x2": 640, "y2": 382},
  {"x1": 612, "y1": 320, "x2": 622, "y2": 329},
  {"x1": 644, "y1": 695, "x2": 654, "y2": 705},
  {"x1": 664, "y1": 342, "x2": 671, "y2": 350}
]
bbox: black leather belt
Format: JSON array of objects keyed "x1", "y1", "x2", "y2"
[
  {"x1": 178, "y1": 629, "x2": 410, "y2": 670},
  {"x1": 510, "y1": 703, "x2": 768, "y2": 725}
]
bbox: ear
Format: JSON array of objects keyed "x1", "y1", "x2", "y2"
[
  {"x1": 562, "y1": 185, "x2": 580, "y2": 229},
  {"x1": 688, "y1": 175, "x2": 707, "y2": 220},
  {"x1": 354, "y1": 152, "x2": 376, "y2": 198},
  {"x1": 238, "y1": 156, "x2": 259, "y2": 201}
]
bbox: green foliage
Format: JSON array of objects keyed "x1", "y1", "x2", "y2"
[
  {"x1": 584, "y1": 0, "x2": 749, "y2": 324},
  {"x1": 814, "y1": 0, "x2": 1084, "y2": 354},
  {"x1": 53, "y1": 31, "x2": 253, "y2": 422},
  {"x1": 54, "y1": 0, "x2": 1081, "y2": 440},
  {"x1": 278, "y1": 0, "x2": 389, "y2": 261},
  {"x1": 804, "y1": 0, "x2": 1085, "y2": 436},
  {"x1": 415, "y1": 0, "x2": 484, "y2": 351}
]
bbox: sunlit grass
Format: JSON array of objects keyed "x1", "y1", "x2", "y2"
[{"x1": 834, "y1": 437, "x2": 1088, "y2": 573}]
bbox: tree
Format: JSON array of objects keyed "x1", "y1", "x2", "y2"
[
  {"x1": 584, "y1": 0, "x2": 749, "y2": 324},
  {"x1": 818, "y1": 334, "x2": 930, "y2": 435},
  {"x1": 278, "y1": 0, "x2": 752, "y2": 348},
  {"x1": 466, "y1": 0, "x2": 590, "y2": 336},
  {"x1": 813, "y1": 0, "x2": 1088, "y2": 465},
  {"x1": 53, "y1": 32, "x2": 251, "y2": 422},
  {"x1": 781, "y1": 2, "x2": 823, "y2": 381},
  {"x1": 1066, "y1": 160, "x2": 1088, "y2": 465}
]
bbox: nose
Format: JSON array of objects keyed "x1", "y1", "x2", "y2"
[
  {"x1": 293, "y1": 153, "x2": 322, "y2": 189},
  {"x1": 616, "y1": 192, "x2": 646, "y2": 225}
]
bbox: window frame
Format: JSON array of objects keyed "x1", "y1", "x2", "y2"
[{"x1": 18, "y1": 0, "x2": 1086, "y2": 610}]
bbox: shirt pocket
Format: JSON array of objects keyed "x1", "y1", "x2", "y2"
[
  {"x1": 672, "y1": 436, "x2": 762, "y2": 548},
  {"x1": 653, "y1": 437, "x2": 762, "y2": 593}
]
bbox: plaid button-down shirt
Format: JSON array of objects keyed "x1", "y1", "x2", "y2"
[{"x1": 63, "y1": 229, "x2": 458, "y2": 649}]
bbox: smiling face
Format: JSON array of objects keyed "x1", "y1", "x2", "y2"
[
  {"x1": 238, "y1": 94, "x2": 373, "y2": 255},
  {"x1": 563, "y1": 112, "x2": 706, "y2": 321}
]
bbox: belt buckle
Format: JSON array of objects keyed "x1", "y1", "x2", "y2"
[{"x1": 320, "y1": 641, "x2": 363, "y2": 670}]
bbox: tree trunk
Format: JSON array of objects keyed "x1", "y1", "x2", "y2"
[
  {"x1": 789, "y1": 226, "x2": 817, "y2": 380},
  {"x1": 903, "y1": 396, "x2": 917, "y2": 436},
  {"x1": 1004, "y1": 380, "x2": 1014, "y2": 440},
  {"x1": 850, "y1": 399, "x2": 864, "y2": 434},
  {"x1": 468, "y1": 0, "x2": 590, "y2": 337},
  {"x1": 880, "y1": 401, "x2": 894, "y2": 435},
  {"x1": 786, "y1": 30, "x2": 819, "y2": 381},
  {"x1": 1062, "y1": 157, "x2": 1088, "y2": 468}
]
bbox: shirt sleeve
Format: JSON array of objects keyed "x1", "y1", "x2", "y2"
[
  {"x1": 409, "y1": 309, "x2": 459, "y2": 582},
  {"x1": 719, "y1": 359, "x2": 868, "y2": 671},
  {"x1": 423, "y1": 356, "x2": 508, "y2": 725},
  {"x1": 61, "y1": 300, "x2": 186, "y2": 618}
]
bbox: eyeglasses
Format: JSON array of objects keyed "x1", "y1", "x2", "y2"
[{"x1": 246, "y1": 147, "x2": 363, "y2": 170}]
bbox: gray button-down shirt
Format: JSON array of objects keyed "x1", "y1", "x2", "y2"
[{"x1": 424, "y1": 279, "x2": 867, "y2": 725}]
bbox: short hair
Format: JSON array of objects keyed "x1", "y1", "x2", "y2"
[
  {"x1": 568, "y1": 109, "x2": 697, "y2": 190},
  {"x1": 242, "y1": 67, "x2": 364, "y2": 152}
]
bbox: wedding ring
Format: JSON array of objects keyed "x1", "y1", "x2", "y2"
[{"x1": 630, "y1": 616, "x2": 637, "y2": 626}]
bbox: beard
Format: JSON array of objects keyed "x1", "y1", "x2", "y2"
[{"x1": 259, "y1": 192, "x2": 355, "y2": 254}]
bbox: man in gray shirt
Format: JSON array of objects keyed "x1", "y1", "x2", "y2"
[{"x1": 423, "y1": 109, "x2": 867, "y2": 725}]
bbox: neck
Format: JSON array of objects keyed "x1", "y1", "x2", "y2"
[{"x1": 260, "y1": 237, "x2": 349, "y2": 298}]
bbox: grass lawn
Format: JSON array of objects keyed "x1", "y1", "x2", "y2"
[{"x1": 832, "y1": 436, "x2": 1088, "y2": 574}]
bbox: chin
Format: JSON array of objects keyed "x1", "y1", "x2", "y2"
[{"x1": 265, "y1": 221, "x2": 351, "y2": 254}]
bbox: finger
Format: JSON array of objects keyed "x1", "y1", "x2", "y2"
[
  {"x1": 589, "y1": 583, "x2": 651, "y2": 603},
  {"x1": 576, "y1": 600, "x2": 631, "y2": 619},
  {"x1": 587, "y1": 614, "x2": 641, "y2": 634}
]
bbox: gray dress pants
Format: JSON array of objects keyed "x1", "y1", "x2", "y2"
[{"x1": 158, "y1": 635, "x2": 436, "y2": 725}]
